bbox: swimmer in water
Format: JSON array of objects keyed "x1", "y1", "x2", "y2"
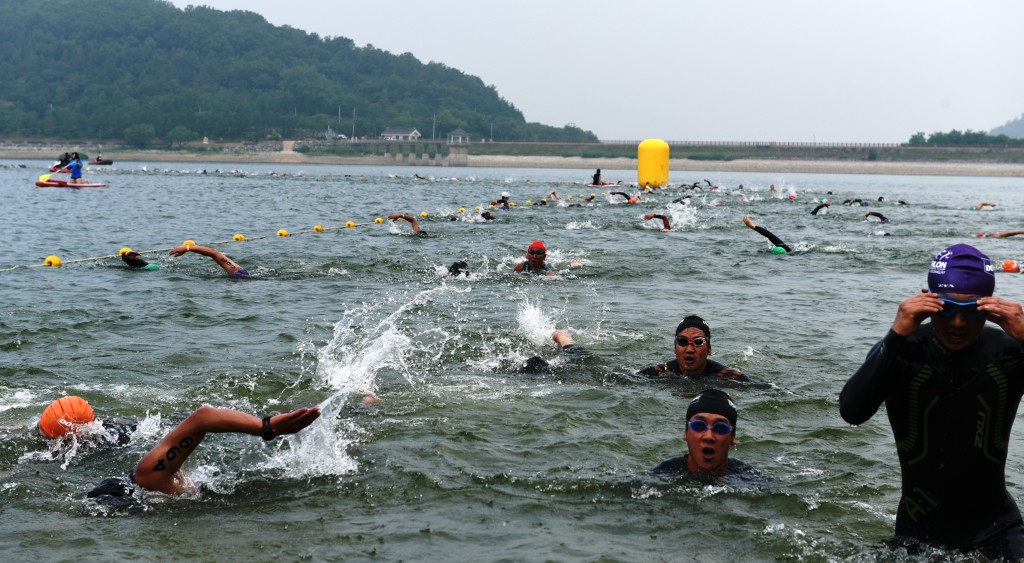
[
  {"x1": 611, "y1": 191, "x2": 641, "y2": 204},
  {"x1": 865, "y1": 211, "x2": 891, "y2": 224},
  {"x1": 643, "y1": 213, "x2": 671, "y2": 231},
  {"x1": 447, "y1": 260, "x2": 469, "y2": 277},
  {"x1": 973, "y1": 202, "x2": 997, "y2": 211},
  {"x1": 810, "y1": 201, "x2": 831, "y2": 216},
  {"x1": 978, "y1": 229, "x2": 1024, "y2": 238},
  {"x1": 514, "y1": 240, "x2": 554, "y2": 275},
  {"x1": 518, "y1": 330, "x2": 587, "y2": 373},
  {"x1": 387, "y1": 213, "x2": 428, "y2": 237},
  {"x1": 742, "y1": 215, "x2": 792, "y2": 254},
  {"x1": 37, "y1": 396, "x2": 136, "y2": 447},
  {"x1": 87, "y1": 404, "x2": 320, "y2": 499},
  {"x1": 481, "y1": 211, "x2": 495, "y2": 220},
  {"x1": 169, "y1": 244, "x2": 250, "y2": 278},
  {"x1": 651, "y1": 389, "x2": 758, "y2": 477},
  {"x1": 121, "y1": 250, "x2": 160, "y2": 271},
  {"x1": 638, "y1": 315, "x2": 749, "y2": 382},
  {"x1": 492, "y1": 192, "x2": 511, "y2": 210}
]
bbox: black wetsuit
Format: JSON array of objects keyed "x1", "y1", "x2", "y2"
[
  {"x1": 752, "y1": 226, "x2": 792, "y2": 253},
  {"x1": 651, "y1": 454, "x2": 758, "y2": 477},
  {"x1": 840, "y1": 326, "x2": 1024, "y2": 559},
  {"x1": 638, "y1": 358, "x2": 750, "y2": 382},
  {"x1": 810, "y1": 203, "x2": 829, "y2": 216}
]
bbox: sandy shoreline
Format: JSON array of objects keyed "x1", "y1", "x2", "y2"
[{"x1": 2, "y1": 148, "x2": 1022, "y2": 177}]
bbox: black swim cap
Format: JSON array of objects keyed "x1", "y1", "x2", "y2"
[
  {"x1": 448, "y1": 261, "x2": 469, "y2": 276},
  {"x1": 87, "y1": 476, "x2": 136, "y2": 498},
  {"x1": 686, "y1": 389, "x2": 737, "y2": 427},
  {"x1": 519, "y1": 356, "x2": 551, "y2": 374},
  {"x1": 675, "y1": 315, "x2": 710, "y2": 340}
]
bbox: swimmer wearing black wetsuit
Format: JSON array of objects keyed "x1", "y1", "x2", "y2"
[
  {"x1": 841, "y1": 325, "x2": 1024, "y2": 557},
  {"x1": 840, "y1": 244, "x2": 1024, "y2": 559},
  {"x1": 810, "y1": 202, "x2": 830, "y2": 216},
  {"x1": 742, "y1": 216, "x2": 792, "y2": 254},
  {"x1": 865, "y1": 211, "x2": 891, "y2": 224}
]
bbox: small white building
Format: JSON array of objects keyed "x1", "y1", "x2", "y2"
[
  {"x1": 380, "y1": 127, "x2": 422, "y2": 141},
  {"x1": 448, "y1": 128, "x2": 471, "y2": 144}
]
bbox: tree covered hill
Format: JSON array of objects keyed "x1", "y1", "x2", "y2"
[
  {"x1": 992, "y1": 115, "x2": 1024, "y2": 140},
  {"x1": 0, "y1": 0, "x2": 596, "y2": 144}
]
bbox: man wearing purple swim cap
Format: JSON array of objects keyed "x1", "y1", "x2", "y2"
[{"x1": 840, "y1": 243, "x2": 1024, "y2": 559}]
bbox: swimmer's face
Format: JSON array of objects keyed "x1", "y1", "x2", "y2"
[
  {"x1": 674, "y1": 327, "x2": 711, "y2": 373},
  {"x1": 683, "y1": 412, "x2": 735, "y2": 475},
  {"x1": 931, "y1": 292, "x2": 987, "y2": 352},
  {"x1": 526, "y1": 247, "x2": 546, "y2": 267}
]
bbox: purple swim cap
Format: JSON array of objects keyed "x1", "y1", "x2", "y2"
[{"x1": 927, "y1": 243, "x2": 995, "y2": 296}]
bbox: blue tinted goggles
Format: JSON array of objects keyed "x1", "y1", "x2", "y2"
[
  {"x1": 687, "y1": 419, "x2": 734, "y2": 435},
  {"x1": 937, "y1": 297, "x2": 986, "y2": 320}
]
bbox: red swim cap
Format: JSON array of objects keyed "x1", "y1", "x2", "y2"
[{"x1": 39, "y1": 396, "x2": 95, "y2": 438}]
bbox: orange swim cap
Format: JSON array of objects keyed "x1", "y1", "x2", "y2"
[
  {"x1": 39, "y1": 396, "x2": 95, "y2": 437},
  {"x1": 1003, "y1": 260, "x2": 1020, "y2": 274}
]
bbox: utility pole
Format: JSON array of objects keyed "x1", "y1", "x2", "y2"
[{"x1": 352, "y1": 107, "x2": 356, "y2": 141}]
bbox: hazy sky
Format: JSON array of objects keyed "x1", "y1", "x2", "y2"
[{"x1": 167, "y1": 0, "x2": 1022, "y2": 143}]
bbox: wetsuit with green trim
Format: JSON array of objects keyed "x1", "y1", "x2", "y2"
[{"x1": 840, "y1": 325, "x2": 1024, "y2": 558}]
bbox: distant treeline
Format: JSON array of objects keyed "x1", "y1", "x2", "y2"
[
  {"x1": 0, "y1": 0, "x2": 596, "y2": 145},
  {"x1": 909, "y1": 129, "x2": 1024, "y2": 147}
]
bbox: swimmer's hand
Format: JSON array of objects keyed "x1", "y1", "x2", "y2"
[
  {"x1": 269, "y1": 406, "x2": 321, "y2": 435},
  {"x1": 569, "y1": 261, "x2": 583, "y2": 268},
  {"x1": 169, "y1": 245, "x2": 191, "y2": 256},
  {"x1": 892, "y1": 291, "x2": 943, "y2": 336},
  {"x1": 978, "y1": 297, "x2": 1024, "y2": 341}
]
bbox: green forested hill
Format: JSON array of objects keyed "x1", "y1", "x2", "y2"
[{"x1": 0, "y1": 0, "x2": 596, "y2": 143}]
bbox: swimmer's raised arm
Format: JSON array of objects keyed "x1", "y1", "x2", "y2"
[
  {"x1": 170, "y1": 244, "x2": 246, "y2": 275},
  {"x1": 131, "y1": 405, "x2": 320, "y2": 494},
  {"x1": 643, "y1": 213, "x2": 671, "y2": 231}
]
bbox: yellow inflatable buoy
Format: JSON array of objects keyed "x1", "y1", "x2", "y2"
[
  {"x1": 525, "y1": 200, "x2": 532, "y2": 205},
  {"x1": 419, "y1": 211, "x2": 429, "y2": 217},
  {"x1": 374, "y1": 217, "x2": 384, "y2": 224},
  {"x1": 509, "y1": 202, "x2": 516, "y2": 207},
  {"x1": 277, "y1": 229, "x2": 289, "y2": 237},
  {"x1": 233, "y1": 233, "x2": 246, "y2": 241},
  {"x1": 474, "y1": 206, "x2": 481, "y2": 211},
  {"x1": 44, "y1": 255, "x2": 62, "y2": 267},
  {"x1": 313, "y1": 225, "x2": 324, "y2": 232},
  {"x1": 345, "y1": 221, "x2": 356, "y2": 228},
  {"x1": 182, "y1": 239, "x2": 197, "y2": 247},
  {"x1": 458, "y1": 207, "x2": 466, "y2": 213},
  {"x1": 118, "y1": 247, "x2": 133, "y2": 256}
]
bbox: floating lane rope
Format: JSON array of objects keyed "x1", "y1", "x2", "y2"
[{"x1": 2, "y1": 190, "x2": 587, "y2": 273}]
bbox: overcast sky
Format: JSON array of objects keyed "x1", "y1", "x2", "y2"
[{"x1": 167, "y1": 0, "x2": 1023, "y2": 143}]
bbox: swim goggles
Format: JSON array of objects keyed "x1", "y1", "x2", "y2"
[
  {"x1": 528, "y1": 248, "x2": 545, "y2": 255},
  {"x1": 936, "y1": 297, "x2": 986, "y2": 320},
  {"x1": 687, "y1": 419, "x2": 733, "y2": 435},
  {"x1": 675, "y1": 336, "x2": 708, "y2": 347}
]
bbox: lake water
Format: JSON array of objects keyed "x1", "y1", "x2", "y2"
[{"x1": 2, "y1": 159, "x2": 1023, "y2": 561}]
